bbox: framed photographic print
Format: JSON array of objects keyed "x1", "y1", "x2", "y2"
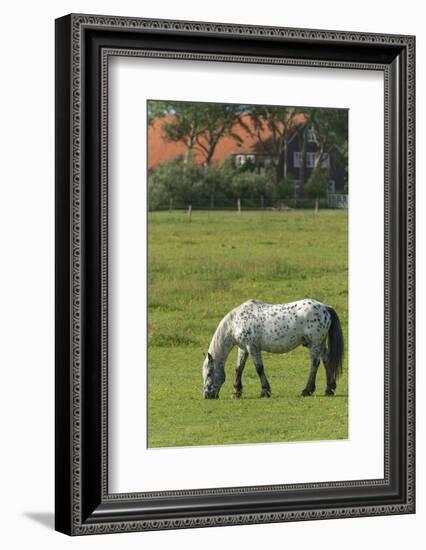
[{"x1": 55, "y1": 14, "x2": 415, "y2": 535}]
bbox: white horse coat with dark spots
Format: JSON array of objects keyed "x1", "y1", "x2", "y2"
[{"x1": 202, "y1": 299, "x2": 344, "y2": 399}]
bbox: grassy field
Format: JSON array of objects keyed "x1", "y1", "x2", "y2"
[{"x1": 147, "y1": 209, "x2": 348, "y2": 448}]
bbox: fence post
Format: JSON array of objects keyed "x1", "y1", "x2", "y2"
[
  {"x1": 188, "y1": 204, "x2": 192, "y2": 222},
  {"x1": 169, "y1": 198, "x2": 173, "y2": 213},
  {"x1": 210, "y1": 194, "x2": 214, "y2": 210},
  {"x1": 237, "y1": 198, "x2": 241, "y2": 213},
  {"x1": 315, "y1": 197, "x2": 319, "y2": 214}
]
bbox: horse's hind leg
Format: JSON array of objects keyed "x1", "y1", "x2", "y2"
[
  {"x1": 233, "y1": 348, "x2": 248, "y2": 398},
  {"x1": 321, "y1": 348, "x2": 336, "y2": 396},
  {"x1": 301, "y1": 345, "x2": 321, "y2": 396},
  {"x1": 249, "y1": 346, "x2": 271, "y2": 398}
]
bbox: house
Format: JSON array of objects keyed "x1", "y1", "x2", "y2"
[{"x1": 148, "y1": 114, "x2": 346, "y2": 195}]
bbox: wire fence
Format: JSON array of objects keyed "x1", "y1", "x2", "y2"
[
  {"x1": 328, "y1": 194, "x2": 349, "y2": 209},
  {"x1": 149, "y1": 194, "x2": 348, "y2": 213}
]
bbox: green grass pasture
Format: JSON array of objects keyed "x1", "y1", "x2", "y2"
[{"x1": 148, "y1": 209, "x2": 348, "y2": 448}]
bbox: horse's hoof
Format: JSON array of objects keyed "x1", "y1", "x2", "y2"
[
  {"x1": 301, "y1": 388, "x2": 314, "y2": 397},
  {"x1": 325, "y1": 389, "x2": 335, "y2": 396},
  {"x1": 260, "y1": 390, "x2": 271, "y2": 398},
  {"x1": 232, "y1": 392, "x2": 242, "y2": 399}
]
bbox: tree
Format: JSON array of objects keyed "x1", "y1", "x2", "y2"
[
  {"x1": 295, "y1": 115, "x2": 312, "y2": 192},
  {"x1": 341, "y1": 139, "x2": 349, "y2": 192},
  {"x1": 230, "y1": 171, "x2": 269, "y2": 206},
  {"x1": 148, "y1": 100, "x2": 204, "y2": 164},
  {"x1": 275, "y1": 175, "x2": 294, "y2": 204},
  {"x1": 193, "y1": 103, "x2": 244, "y2": 165},
  {"x1": 147, "y1": 159, "x2": 203, "y2": 209},
  {"x1": 241, "y1": 105, "x2": 304, "y2": 184},
  {"x1": 148, "y1": 100, "x2": 245, "y2": 166},
  {"x1": 304, "y1": 169, "x2": 329, "y2": 212},
  {"x1": 309, "y1": 108, "x2": 348, "y2": 171}
]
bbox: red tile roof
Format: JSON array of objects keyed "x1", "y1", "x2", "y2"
[{"x1": 148, "y1": 113, "x2": 305, "y2": 171}]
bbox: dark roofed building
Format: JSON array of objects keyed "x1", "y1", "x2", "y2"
[{"x1": 148, "y1": 114, "x2": 346, "y2": 196}]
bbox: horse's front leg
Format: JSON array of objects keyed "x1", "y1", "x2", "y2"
[
  {"x1": 249, "y1": 346, "x2": 271, "y2": 398},
  {"x1": 301, "y1": 346, "x2": 321, "y2": 396},
  {"x1": 233, "y1": 348, "x2": 248, "y2": 398}
]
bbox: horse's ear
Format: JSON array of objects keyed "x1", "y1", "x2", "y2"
[{"x1": 207, "y1": 352, "x2": 213, "y2": 362}]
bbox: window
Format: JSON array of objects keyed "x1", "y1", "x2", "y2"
[
  {"x1": 294, "y1": 179, "x2": 301, "y2": 189},
  {"x1": 307, "y1": 128, "x2": 316, "y2": 143},
  {"x1": 235, "y1": 154, "x2": 256, "y2": 166},
  {"x1": 306, "y1": 151, "x2": 316, "y2": 168},
  {"x1": 328, "y1": 180, "x2": 336, "y2": 194},
  {"x1": 321, "y1": 153, "x2": 330, "y2": 168},
  {"x1": 293, "y1": 151, "x2": 301, "y2": 168}
]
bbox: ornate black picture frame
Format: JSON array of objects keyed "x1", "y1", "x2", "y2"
[{"x1": 55, "y1": 13, "x2": 415, "y2": 535}]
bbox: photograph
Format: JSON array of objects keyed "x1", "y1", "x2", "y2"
[
  {"x1": 52, "y1": 10, "x2": 415, "y2": 537},
  {"x1": 147, "y1": 99, "x2": 349, "y2": 448}
]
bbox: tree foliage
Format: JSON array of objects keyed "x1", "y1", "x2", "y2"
[
  {"x1": 309, "y1": 108, "x2": 348, "y2": 172},
  {"x1": 148, "y1": 101, "x2": 348, "y2": 208},
  {"x1": 148, "y1": 159, "x2": 272, "y2": 209},
  {"x1": 148, "y1": 100, "x2": 245, "y2": 165},
  {"x1": 239, "y1": 105, "x2": 307, "y2": 184},
  {"x1": 304, "y1": 169, "x2": 329, "y2": 200}
]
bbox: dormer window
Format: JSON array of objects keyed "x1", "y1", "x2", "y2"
[{"x1": 307, "y1": 128, "x2": 316, "y2": 143}]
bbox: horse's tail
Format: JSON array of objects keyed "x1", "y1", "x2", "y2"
[{"x1": 326, "y1": 306, "x2": 344, "y2": 379}]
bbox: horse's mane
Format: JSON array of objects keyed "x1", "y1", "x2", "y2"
[{"x1": 208, "y1": 310, "x2": 233, "y2": 359}]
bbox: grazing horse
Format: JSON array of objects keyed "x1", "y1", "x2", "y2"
[{"x1": 202, "y1": 299, "x2": 344, "y2": 399}]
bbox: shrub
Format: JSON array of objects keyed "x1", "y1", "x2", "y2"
[
  {"x1": 148, "y1": 159, "x2": 206, "y2": 209},
  {"x1": 230, "y1": 171, "x2": 270, "y2": 205},
  {"x1": 304, "y1": 169, "x2": 329, "y2": 200},
  {"x1": 273, "y1": 174, "x2": 294, "y2": 203}
]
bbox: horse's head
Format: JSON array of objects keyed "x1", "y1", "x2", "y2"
[{"x1": 202, "y1": 352, "x2": 219, "y2": 399}]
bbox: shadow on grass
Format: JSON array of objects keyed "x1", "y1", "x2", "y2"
[{"x1": 310, "y1": 394, "x2": 348, "y2": 399}]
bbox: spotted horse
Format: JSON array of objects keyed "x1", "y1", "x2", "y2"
[{"x1": 202, "y1": 299, "x2": 344, "y2": 399}]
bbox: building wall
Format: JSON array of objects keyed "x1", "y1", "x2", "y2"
[{"x1": 286, "y1": 133, "x2": 346, "y2": 195}]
